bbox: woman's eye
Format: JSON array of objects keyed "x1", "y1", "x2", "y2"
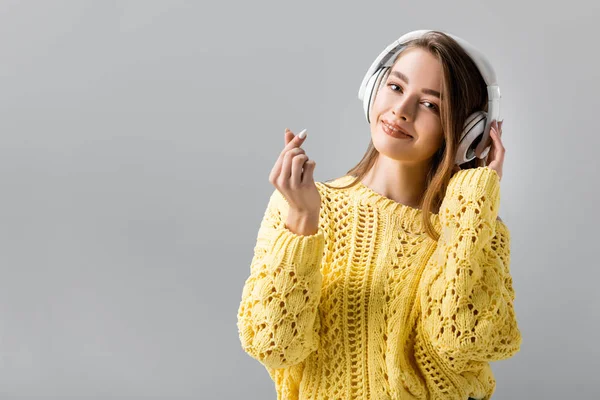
[
  {"x1": 424, "y1": 101, "x2": 439, "y2": 111},
  {"x1": 388, "y1": 83, "x2": 438, "y2": 111}
]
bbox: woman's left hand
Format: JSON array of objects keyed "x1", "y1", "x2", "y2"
[
  {"x1": 452, "y1": 120, "x2": 504, "y2": 181},
  {"x1": 485, "y1": 119, "x2": 504, "y2": 181}
]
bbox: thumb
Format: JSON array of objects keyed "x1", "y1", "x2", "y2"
[{"x1": 284, "y1": 128, "x2": 295, "y2": 145}]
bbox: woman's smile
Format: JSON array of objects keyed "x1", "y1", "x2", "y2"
[{"x1": 382, "y1": 121, "x2": 413, "y2": 139}]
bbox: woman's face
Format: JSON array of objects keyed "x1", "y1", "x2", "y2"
[{"x1": 369, "y1": 47, "x2": 445, "y2": 165}]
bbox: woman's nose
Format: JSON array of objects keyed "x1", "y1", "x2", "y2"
[{"x1": 392, "y1": 98, "x2": 414, "y2": 121}]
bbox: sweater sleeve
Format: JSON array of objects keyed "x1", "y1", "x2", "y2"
[
  {"x1": 236, "y1": 186, "x2": 325, "y2": 370},
  {"x1": 419, "y1": 167, "x2": 522, "y2": 371}
]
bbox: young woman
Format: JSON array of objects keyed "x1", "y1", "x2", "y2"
[{"x1": 237, "y1": 30, "x2": 521, "y2": 400}]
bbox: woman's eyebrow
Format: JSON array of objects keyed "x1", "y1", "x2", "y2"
[{"x1": 390, "y1": 70, "x2": 441, "y2": 99}]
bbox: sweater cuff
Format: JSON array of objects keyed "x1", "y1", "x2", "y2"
[
  {"x1": 447, "y1": 167, "x2": 500, "y2": 199},
  {"x1": 442, "y1": 167, "x2": 501, "y2": 218},
  {"x1": 270, "y1": 226, "x2": 325, "y2": 276}
]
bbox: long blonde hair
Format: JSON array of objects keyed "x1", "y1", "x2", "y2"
[{"x1": 322, "y1": 31, "x2": 489, "y2": 242}]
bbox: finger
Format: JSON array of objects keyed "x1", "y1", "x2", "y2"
[
  {"x1": 271, "y1": 130, "x2": 305, "y2": 181},
  {"x1": 284, "y1": 128, "x2": 295, "y2": 146},
  {"x1": 281, "y1": 147, "x2": 305, "y2": 181},
  {"x1": 491, "y1": 127, "x2": 505, "y2": 153},
  {"x1": 281, "y1": 128, "x2": 307, "y2": 155},
  {"x1": 487, "y1": 129, "x2": 496, "y2": 157},
  {"x1": 490, "y1": 127, "x2": 498, "y2": 146},
  {"x1": 291, "y1": 153, "x2": 309, "y2": 186},
  {"x1": 303, "y1": 160, "x2": 316, "y2": 184},
  {"x1": 491, "y1": 124, "x2": 500, "y2": 139}
]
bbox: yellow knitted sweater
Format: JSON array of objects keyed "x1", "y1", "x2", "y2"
[{"x1": 237, "y1": 167, "x2": 522, "y2": 400}]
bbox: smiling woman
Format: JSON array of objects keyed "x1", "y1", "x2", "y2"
[
  {"x1": 237, "y1": 30, "x2": 521, "y2": 400},
  {"x1": 369, "y1": 46, "x2": 446, "y2": 182}
]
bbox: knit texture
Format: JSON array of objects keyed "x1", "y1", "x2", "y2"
[{"x1": 237, "y1": 166, "x2": 522, "y2": 400}]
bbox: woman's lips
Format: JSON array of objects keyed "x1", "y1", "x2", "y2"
[{"x1": 382, "y1": 121, "x2": 412, "y2": 139}]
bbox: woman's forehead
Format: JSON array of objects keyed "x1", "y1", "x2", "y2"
[{"x1": 390, "y1": 49, "x2": 443, "y2": 90}]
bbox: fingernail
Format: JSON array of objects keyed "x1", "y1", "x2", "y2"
[{"x1": 298, "y1": 128, "x2": 307, "y2": 139}]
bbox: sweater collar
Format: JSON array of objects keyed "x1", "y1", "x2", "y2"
[{"x1": 329, "y1": 175, "x2": 440, "y2": 232}]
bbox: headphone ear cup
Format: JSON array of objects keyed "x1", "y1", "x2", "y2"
[
  {"x1": 363, "y1": 67, "x2": 390, "y2": 123},
  {"x1": 455, "y1": 111, "x2": 490, "y2": 165}
]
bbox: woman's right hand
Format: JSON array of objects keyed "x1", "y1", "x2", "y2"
[{"x1": 269, "y1": 128, "x2": 321, "y2": 234}]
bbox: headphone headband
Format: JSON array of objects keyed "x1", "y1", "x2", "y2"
[{"x1": 358, "y1": 29, "x2": 500, "y2": 102}]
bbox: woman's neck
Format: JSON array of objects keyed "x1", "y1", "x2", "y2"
[{"x1": 360, "y1": 156, "x2": 431, "y2": 209}]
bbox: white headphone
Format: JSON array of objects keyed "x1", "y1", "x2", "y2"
[{"x1": 357, "y1": 29, "x2": 501, "y2": 165}]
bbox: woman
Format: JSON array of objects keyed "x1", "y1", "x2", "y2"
[{"x1": 237, "y1": 30, "x2": 521, "y2": 400}]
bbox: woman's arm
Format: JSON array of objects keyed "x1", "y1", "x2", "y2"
[
  {"x1": 237, "y1": 187, "x2": 325, "y2": 369},
  {"x1": 419, "y1": 167, "x2": 522, "y2": 372}
]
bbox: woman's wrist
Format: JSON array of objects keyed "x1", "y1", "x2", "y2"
[{"x1": 285, "y1": 209, "x2": 319, "y2": 236}]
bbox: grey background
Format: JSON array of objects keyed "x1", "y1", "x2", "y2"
[{"x1": 0, "y1": 0, "x2": 598, "y2": 399}]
